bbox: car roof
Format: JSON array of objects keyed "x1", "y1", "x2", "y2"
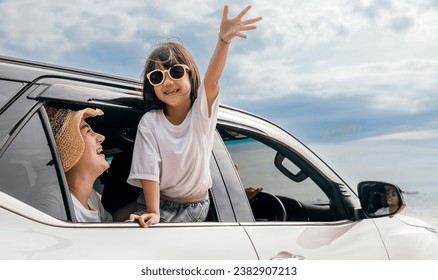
[{"x1": 0, "y1": 55, "x2": 137, "y2": 85}]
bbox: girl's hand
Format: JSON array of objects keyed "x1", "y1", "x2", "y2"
[
  {"x1": 128, "y1": 212, "x2": 160, "y2": 228},
  {"x1": 219, "y1": 5, "x2": 262, "y2": 44}
]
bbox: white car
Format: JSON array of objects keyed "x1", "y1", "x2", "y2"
[{"x1": 1, "y1": 56, "x2": 437, "y2": 259}]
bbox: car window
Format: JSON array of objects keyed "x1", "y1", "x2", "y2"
[
  {"x1": 0, "y1": 79, "x2": 25, "y2": 109},
  {"x1": 223, "y1": 133, "x2": 329, "y2": 205},
  {"x1": 0, "y1": 112, "x2": 67, "y2": 220}
]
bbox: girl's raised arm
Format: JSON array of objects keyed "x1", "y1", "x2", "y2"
[{"x1": 204, "y1": 5, "x2": 262, "y2": 115}]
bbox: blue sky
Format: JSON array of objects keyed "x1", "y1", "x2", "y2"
[{"x1": 1, "y1": 0, "x2": 437, "y2": 191}]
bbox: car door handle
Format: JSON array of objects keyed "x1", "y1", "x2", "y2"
[{"x1": 270, "y1": 251, "x2": 305, "y2": 260}]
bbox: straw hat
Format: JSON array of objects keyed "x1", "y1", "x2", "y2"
[{"x1": 46, "y1": 107, "x2": 104, "y2": 172}]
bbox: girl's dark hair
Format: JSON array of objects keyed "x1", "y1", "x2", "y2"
[{"x1": 142, "y1": 41, "x2": 201, "y2": 112}]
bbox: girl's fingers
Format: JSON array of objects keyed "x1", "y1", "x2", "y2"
[
  {"x1": 128, "y1": 214, "x2": 138, "y2": 221},
  {"x1": 236, "y1": 33, "x2": 247, "y2": 39},
  {"x1": 241, "y1": 25, "x2": 257, "y2": 32},
  {"x1": 222, "y1": 5, "x2": 229, "y2": 20},
  {"x1": 139, "y1": 216, "x2": 150, "y2": 228},
  {"x1": 236, "y1": 5, "x2": 251, "y2": 20},
  {"x1": 243, "y1": 16, "x2": 263, "y2": 26}
]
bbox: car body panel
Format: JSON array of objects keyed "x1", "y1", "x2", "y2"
[
  {"x1": 372, "y1": 217, "x2": 438, "y2": 259},
  {"x1": 0, "y1": 195, "x2": 257, "y2": 260},
  {"x1": 243, "y1": 220, "x2": 388, "y2": 260}
]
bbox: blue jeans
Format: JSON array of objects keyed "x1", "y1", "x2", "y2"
[{"x1": 136, "y1": 191, "x2": 210, "y2": 223}]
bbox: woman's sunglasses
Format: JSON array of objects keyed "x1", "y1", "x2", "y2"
[{"x1": 146, "y1": 64, "x2": 190, "y2": 86}]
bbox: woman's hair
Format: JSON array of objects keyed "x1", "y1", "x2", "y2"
[{"x1": 142, "y1": 41, "x2": 201, "y2": 112}]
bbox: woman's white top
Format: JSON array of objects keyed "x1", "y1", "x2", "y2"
[{"x1": 71, "y1": 189, "x2": 113, "y2": 222}]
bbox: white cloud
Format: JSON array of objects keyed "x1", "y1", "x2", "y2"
[
  {"x1": 218, "y1": 0, "x2": 438, "y2": 114},
  {"x1": 1, "y1": 0, "x2": 437, "y2": 113},
  {"x1": 0, "y1": 0, "x2": 219, "y2": 59}
]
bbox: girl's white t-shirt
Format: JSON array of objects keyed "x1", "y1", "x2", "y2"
[
  {"x1": 71, "y1": 189, "x2": 113, "y2": 222},
  {"x1": 127, "y1": 82, "x2": 219, "y2": 198}
]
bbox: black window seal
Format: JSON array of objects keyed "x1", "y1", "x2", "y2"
[{"x1": 38, "y1": 105, "x2": 77, "y2": 222}]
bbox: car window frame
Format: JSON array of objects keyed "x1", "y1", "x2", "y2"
[
  {"x1": 39, "y1": 104, "x2": 77, "y2": 222},
  {"x1": 0, "y1": 79, "x2": 26, "y2": 111},
  {"x1": 212, "y1": 131, "x2": 254, "y2": 222},
  {"x1": 0, "y1": 95, "x2": 75, "y2": 221},
  {"x1": 217, "y1": 122, "x2": 352, "y2": 221}
]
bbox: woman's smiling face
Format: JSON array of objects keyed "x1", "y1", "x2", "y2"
[{"x1": 73, "y1": 119, "x2": 109, "y2": 174}]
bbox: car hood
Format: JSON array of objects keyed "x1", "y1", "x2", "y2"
[{"x1": 396, "y1": 214, "x2": 438, "y2": 231}]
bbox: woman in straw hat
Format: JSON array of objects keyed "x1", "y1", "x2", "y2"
[{"x1": 46, "y1": 107, "x2": 113, "y2": 222}]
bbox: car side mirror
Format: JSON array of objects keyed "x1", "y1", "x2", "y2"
[{"x1": 357, "y1": 181, "x2": 406, "y2": 218}]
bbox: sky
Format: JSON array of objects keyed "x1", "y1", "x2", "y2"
[{"x1": 1, "y1": 0, "x2": 437, "y2": 192}]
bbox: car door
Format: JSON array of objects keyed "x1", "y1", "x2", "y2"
[
  {"x1": 216, "y1": 123, "x2": 389, "y2": 259},
  {"x1": 0, "y1": 99, "x2": 258, "y2": 260}
]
